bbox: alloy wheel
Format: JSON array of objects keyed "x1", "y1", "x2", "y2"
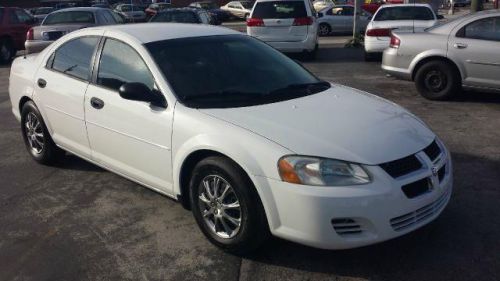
[
  {"x1": 25, "y1": 112, "x2": 45, "y2": 154},
  {"x1": 198, "y1": 175, "x2": 242, "y2": 239}
]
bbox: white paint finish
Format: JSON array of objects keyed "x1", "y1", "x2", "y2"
[
  {"x1": 200, "y1": 86, "x2": 435, "y2": 165},
  {"x1": 8, "y1": 24, "x2": 453, "y2": 250},
  {"x1": 85, "y1": 84, "x2": 174, "y2": 193}
]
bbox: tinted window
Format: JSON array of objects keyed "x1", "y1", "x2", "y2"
[
  {"x1": 374, "y1": 6, "x2": 434, "y2": 21},
  {"x1": 0, "y1": 8, "x2": 3, "y2": 23},
  {"x1": 146, "y1": 35, "x2": 322, "y2": 108},
  {"x1": 462, "y1": 17, "x2": 500, "y2": 41},
  {"x1": 43, "y1": 11, "x2": 95, "y2": 25},
  {"x1": 97, "y1": 39, "x2": 154, "y2": 91},
  {"x1": 51, "y1": 37, "x2": 99, "y2": 80},
  {"x1": 329, "y1": 6, "x2": 353, "y2": 16},
  {"x1": 15, "y1": 9, "x2": 33, "y2": 23},
  {"x1": 152, "y1": 11, "x2": 200, "y2": 23},
  {"x1": 34, "y1": 7, "x2": 54, "y2": 15},
  {"x1": 101, "y1": 10, "x2": 117, "y2": 24},
  {"x1": 253, "y1": 1, "x2": 307, "y2": 19},
  {"x1": 111, "y1": 11, "x2": 124, "y2": 23},
  {"x1": 9, "y1": 9, "x2": 20, "y2": 24}
]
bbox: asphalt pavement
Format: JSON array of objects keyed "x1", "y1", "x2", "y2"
[{"x1": 1, "y1": 41, "x2": 500, "y2": 281}]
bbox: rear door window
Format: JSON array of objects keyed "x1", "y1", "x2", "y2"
[
  {"x1": 460, "y1": 17, "x2": 500, "y2": 42},
  {"x1": 252, "y1": 1, "x2": 307, "y2": 19},
  {"x1": 50, "y1": 37, "x2": 99, "y2": 81},
  {"x1": 374, "y1": 6, "x2": 434, "y2": 21}
]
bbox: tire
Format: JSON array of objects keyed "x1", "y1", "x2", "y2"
[
  {"x1": 318, "y1": 23, "x2": 331, "y2": 37},
  {"x1": 303, "y1": 44, "x2": 318, "y2": 61},
  {"x1": 189, "y1": 156, "x2": 269, "y2": 254},
  {"x1": 364, "y1": 50, "x2": 377, "y2": 62},
  {"x1": 21, "y1": 101, "x2": 65, "y2": 165},
  {"x1": 0, "y1": 38, "x2": 15, "y2": 64},
  {"x1": 414, "y1": 60, "x2": 461, "y2": 100}
]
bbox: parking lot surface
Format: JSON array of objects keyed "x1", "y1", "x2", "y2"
[{"x1": 1, "y1": 44, "x2": 499, "y2": 281}]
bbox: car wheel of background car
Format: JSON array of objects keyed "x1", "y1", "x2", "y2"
[
  {"x1": 0, "y1": 38, "x2": 15, "y2": 64},
  {"x1": 189, "y1": 156, "x2": 269, "y2": 254},
  {"x1": 415, "y1": 60, "x2": 461, "y2": 100},
  {"x1": 318, "y1": 23, "x2": 331, "y2": 36},
  {"x1": 364, "y1": 51, "x2": 378, "y2": 62},
  {"x1": 21, "y1": 101, "x2": 65, "y2": 165}
]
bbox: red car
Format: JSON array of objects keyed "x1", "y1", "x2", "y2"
[
  {"x1": 0, "y1": 7, "x2": 36, "y2": 63},
  {"x1": 145, "y1": 2, "x2": 172, "y2": 20}
]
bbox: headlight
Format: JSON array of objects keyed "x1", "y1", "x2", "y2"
[{"x1": 278, "y1": 156, "x2": 371, "y2": 186}]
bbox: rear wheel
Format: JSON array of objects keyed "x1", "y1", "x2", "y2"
[
  {"x1": 189, "y1": 156, "x2": 269, "y2": 254},
  {"x1": 414, "y1": 60, "x2": 461, "y2": 100},
  {"x1": 0, "y1": 38, "x2": 15, "y2": 64},
  {"x1": 318, "y1": 23, "x2": 331, "y2": 36},
  {"x1": 21, "y1": 101, "x2": 65, "y2": 165},
  {"x1": 364, "y1": 50, "x2": 378, "y2": 62}
]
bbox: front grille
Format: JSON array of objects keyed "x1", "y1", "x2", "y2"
[
  {"x1": 423, "y1": 140, "x2": 441, "y2": 162},
  {"x1": 401, "y1": 178, "x2": 431, "y2": 198},
  {"x1": 331, "y1": 218, "x2": 362, "y2": 236},
  {"x1": 390, "y1": 188, "x2": 450, "y2": 231},
  {"x1": 438, "y1": 165, "x2": 446, "y2": 182},
  {"x1": 380, "y1": 155, "x2": 422, "y2": 178}
]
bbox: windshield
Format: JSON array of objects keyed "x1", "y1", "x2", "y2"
[
  {"x1": 199, "y1": 2, "x2": 217, "y2": 9},
  {"x1": 152, "y1": 11, "x2": 199, "y2": 23},
  {"x1": 241, "y1": 1, "x2": 253, "y2": 9},
  {"x1": 374, "y1": 6, "x2": 435, "y2": 21},
  {"x1": 146, "y1": 35, "x2": 328, "y2": 108},
  {"x1": 43, "y1": 11, "x2": 95, "y2": 25}
]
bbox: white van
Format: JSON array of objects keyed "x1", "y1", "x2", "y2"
[{"x1": 247, "y1": 0, "x2": 319, "y2": 59}]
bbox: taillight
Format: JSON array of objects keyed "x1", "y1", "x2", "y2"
[
  {"x1": 27, "y1": 28, "x2": 34, "y2": 40},
  {"x1": 246, "y1": 18, "x2": 264, "y2": 27},
  {"x1": 390, "y1": 35, "x2": 400, "y2": 48},
  {"x1": 293, "y1": 17, "x2": 313, "y2": 26},
  {"x1": 365, "y1": 28, "x2": 392, "y2": 37}
]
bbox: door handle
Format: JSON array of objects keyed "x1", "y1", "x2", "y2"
[
  {"x1": 37, "y1": 78, "x2": 47, "y2": 88},
  {"x1": 453, "y1": 43, "x2": 468, "y2": 49},
  {"x1": 90, "y1": 97, "x2": 104, "y2": 109}
]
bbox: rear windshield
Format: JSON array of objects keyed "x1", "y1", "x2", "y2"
[
  {"x1": 43, "y1": 11, "x2": 95, "y2": 25},
  {"x1": 35, "y1": 7, "x2": 54, "y2": 15},
  {"x1": 252, "y1": 1, "x2": 307, "y2": 19},
  {"x1": 151, "y1": 11, "x2": 199, "y2": 23},
  {"x1": 374, "y1": 6, "x2": 434, "y2": 21}
]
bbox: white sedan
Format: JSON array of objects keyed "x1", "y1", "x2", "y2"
[{"x1": 9, "y1": 23, "x2": 452, "y2": 253}]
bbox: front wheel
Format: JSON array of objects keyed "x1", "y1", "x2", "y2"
[
  {"x1": 189, "y1": 156, "x2": 269, "y2": 254},
  {"x1": 414, "y1": 60, "x2": 461, "y2": 100},
  {"x1": 21, "y1": 101, "x2": 65, "y2": 165}
]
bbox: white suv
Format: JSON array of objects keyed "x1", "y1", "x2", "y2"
[{"x1": 247, "y1": 0, "x2": 319, "y2": 59}]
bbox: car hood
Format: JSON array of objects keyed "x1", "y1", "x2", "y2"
[{"x1": 199, "y1": 85, "x2": 435, "y2": 165}]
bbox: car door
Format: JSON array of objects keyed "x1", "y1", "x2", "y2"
[
  {"x1": 85, "y1": 38, "x2": 174, "y2": 193},
  {"x1": 35, "y1": 36, "x2": 101, "y2": 159},
  {"x1": 448, "y1": 16, "x2": 500, "y2": 88}
]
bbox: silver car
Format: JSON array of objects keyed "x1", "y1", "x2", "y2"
[
  {"x1": 114, "y1": 4, "x2": 147, "y2": 22},
  {"x1": 25, "y1": 7, "x2": 123, "y2": 54},
  {"x1": 317, "y1": 5, "x2": 371, "y2": 36},
  {"x1": 382, "y1": 10, "x2": 500, "y2": 100}
]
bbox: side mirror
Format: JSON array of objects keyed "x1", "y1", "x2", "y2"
[
  {"x1": 119, "y1": 82, "x2": 167, "y2": 108},
  {"x1": 437, "y1": 15, "x2": 444, "y2": 20}
]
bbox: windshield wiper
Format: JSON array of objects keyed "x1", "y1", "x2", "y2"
[
  {"x1": 182, "y1": 90, "x2": 264, "y2": 102},
  {"x1": 268, "y1": 81, "x2": 331, "y2": 96}
]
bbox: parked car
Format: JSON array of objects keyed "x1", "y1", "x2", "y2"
[
  {"x1": 220, "y1": 1, "x2": 253, "y2": 19},
  {"x1": 364, "y1": 4, "x2": 440, "y2": 61},
  {"x1": 145, "y1": 2, "x2": 172, "y2": 19},
  {"x1": 454, "y1": 0, "x2": 471, "y2": 6},
  {"x1": 317, "y1": 5, "x2": 372, "y2": 36},
  {"x1": 9, "y1": 23, "x2": 452, "y2": 253},
  {"x1": 29, "y1": 7, "x2": 55, "y2": 22},
  {"x1": 189, "y1": 1, "x2": 231, "y2": 22},
  {"x1": 313, "y1": 0, "x2": 334, "y2": 12},
  {"x1": 150, "y1": 8, "x2": 216, "y2": 24},
  {"x1": 25, "y1": 7, "x2": 122, "y2": 54},
  {"x1": 0, "y1": 7, "x2": 36, "y2": 63},
  {"x1": 334, "y1": 0, "x2": 385, "y2": 14},
  {"x1": 382, "y1": 10, "x2": 500, "y2": 100},
  {"x1": 114, "y1": 4, "x2": 147, "y2": 22},
  {"x1": 247, "y1": 0, "x2": 319, "y2": 59}
]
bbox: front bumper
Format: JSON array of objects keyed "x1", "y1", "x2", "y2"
[
  {"x1": 25, "y1": 40, "x2": 53, "y2": 54},
  {"x1": 256, "y1": 146, "x2": 453, "y2": 250}
]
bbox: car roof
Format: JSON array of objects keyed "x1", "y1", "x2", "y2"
[
  {"x1": 85, "y1": 23, "x2": 240, "y2": 43},
  {"x1": 52, "y1": 7, "x2": 106, "y2": 13},
  {"x1": 379, "y1": 3, "x2": 432, "y2": 8}
]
